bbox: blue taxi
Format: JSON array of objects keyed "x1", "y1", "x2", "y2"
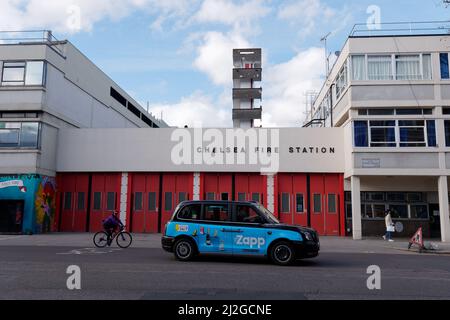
[{"x1": 161, "y1": 200, "x2": 319, "y2": 265}]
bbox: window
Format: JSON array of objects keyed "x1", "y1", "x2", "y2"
[
  {"x1": 251, "y1": 193, "x2": 260, "y2": 202},
  {"x1": 1, "y1": 62, "x2": 25, "y2": 85},
  {"x1": 110, "y1": 87, "x2": 127, "y2": 107},
  {"x1": 281, "y1": 193, "x2": 290, "y2": 213},
  {"x1": 351, "y1": 55, "x2": 366, "y2": 80},
  {"x1": 398, "y1": 120, "x2": 426, "y2": 147},
  {"x1": 93, "y1": 192, "x2": 102, "y2": 210},
  {"x1": 148, "y1": 192, "x2": 156, "y2": 211},
  {"x1": 364, "y1": 204, "x2": 386, "y2": 219},
  {"x1": 389, "y1": 204, "x2": 408, "y2": 218},
  {"x1": 238, "y1": 193, "x2": 246, "y2": 201},
  {"x1": 206, "y1": 192, "x2": 215, "y2": 200},
  {"x1": 0, "y1": 126, "x2": 19, "y2": 147},
  {"x1": 64, "y1": 192, "x2": 72, "y2": 210},
  {"x1": 134, "y1": 192, "x2": 143, "y2": 211},
  {"x1": 368, "y1": 108, "x2": 394, "y2": 116},
  {"x1": 20, "y1": 122, "x2": 39, "y2": 147},
  {"x1": 354, "y1": 54, "x2": 432, "y2": 81},
  {"x1": 221, "y1": 193, "x2": 229, "y2": 201},
  {"x1": 296, "y1": 194, "x2": 304, "y2": 213},
  {"x1": 354, "y1": 121, "x2": 368, "y2": 147},
  {"x1": 335, "y1": 62, "x2": 348, "y2": 99},
  {"x1": 369, "y1": 121, "x2": 396, "y2": 147},
  {"x1": 355, "y1": 120, "x2": 434, "y2": 148},
  {"x1": 177, "y1": 204, "x2": 201, "y2": 220},
  {"x1": 387, "y1": 192, "x2": 406, "y2": 202},
  {"x1": 395, "y1": 55, "x2": 421, "y2": 80},
  {"x1": 0, "y1": 122, "x2": 40, "y2": 148},
  {"x1": 164, "y1": 192, "x2": 172, "y2": 211},
  {"x1": 25, "y1": 61, "x2": 45, "y2": 85},
  {"x1": 236, "y1": 205, "x2": 261, "y2": 223},
  {"x1": 1, "y1": 61, "x2": 45, "y2": 86},
  {"x1": 407, "y1": 193, "x2": 423, "y2": 202},
  {"x1": 410, "y1": 205, "x2": 428, "y2": 219},
  {"x1": 178, "y1": 192, "x2": 187, "y2": 203},
  {"x1": 204, "y1": 204, "x2": 230, "y2": 222},
  {"x1": 313, "y1": 194, "x2": 321, "y2": 213},
  {"x1": 443, "y1": 119, "x2": 450, "y2": 148},
  {"x1": 365, "y1": 192, "x2": 384, "y2": 202},
  {"x1": 106, "y1": 192, "x2": 115, "y2": 210},
  {"x1": 440, "y1": 53, "x2": 449, "y2": 79},
  {"x1": 77, "y1": 192, "x2": 85, "y2": 210},
  {"x1": 328, "y1": 194, "x2": 337, "y2": 213},
  {"x1": 426, "y1": 120, "x2": 437, "y2": 147},
  {"x1": 368, "y1": 55, "x2": 392, "y2": 80}
]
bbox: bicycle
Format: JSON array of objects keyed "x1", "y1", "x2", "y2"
[{"x1": 93, "y1": 225, "x2": 133, "y2": 248}]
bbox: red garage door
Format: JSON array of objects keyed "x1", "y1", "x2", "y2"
[
  {"x1": 310, "y1": 173, "x2": 342, "y2": 236},
  {"x1": 201, "y1": 173, "x2": 232, "y2": 201},
  {"x1": 235, "y1": 174, "x2": 267, "y2": 206},
  {"x1": 160, "y1": 173, "x2": 193, "y2": 231},
  {"x1": 130, "y1": 173, "x2": 159, "y2": 233},
  {"x1": 89, "y1": 173, "x2": 121, "y2": 232},
  {"x1": 277, "y1": 174, "x2": 308, "y2": 227},
  {"x1": 58, "y1": 174, "x2": 89, "y2": 232}
]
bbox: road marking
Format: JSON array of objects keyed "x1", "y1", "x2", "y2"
[
  {"x1": 0, "y1": 236, "x2": 25, "y2": 241},
  {"x1": 56, "y1": 247, "x2": 122, "y2": 255}
]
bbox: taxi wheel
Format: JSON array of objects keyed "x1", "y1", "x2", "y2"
[
  {"x1": 270, "y1": 241, "x2": 295, "y2": 266},
  {"x1": 174, "y1": 238, "x2": 196, "y2": 261}
]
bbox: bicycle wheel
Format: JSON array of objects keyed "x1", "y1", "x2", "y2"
[
  {"x1": 93, "y1": 231, "x2": 109, "y2": 248},
  {"x1": 116, "y1": 231, "x2": 132, "y2": 248}
]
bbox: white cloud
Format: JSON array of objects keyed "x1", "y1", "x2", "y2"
[
  {"x1": 193, "y1": 0, "x2": 270, "y2": 33},
  {"x1": 0, "y1": 0, "x2": 192, "y2": 34},
  {"x1": 193, "y1": 30, "x2": 251, "y2": 86},
  {"x1": 277, "y1": 0, "x2": 346, "y2": 36},
  {"x1": 262, "y1": 47, "x2": 325, "y2": 127},
  {"x1": 148, "y1": 92, "x2": 230, "y2": 128}
]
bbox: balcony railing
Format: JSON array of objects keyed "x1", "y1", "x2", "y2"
[
  {"x1": 232, "y1": 88, "x2": 262, "y2": 100},
  {"x1": 233, "y1": 68, "x2": 262, "y2": 81},
  {"x1": 0, "y1": 30, "x2": 65, "y2": 56},
  {"x1": 232, "y1": 108, "x2": 262, "y2": 120},
  {"x1": 350, "y1": 20, "x2": 450, "y2": 37}
]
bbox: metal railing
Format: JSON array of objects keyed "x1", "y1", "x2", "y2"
[
  {"x1": 0, "y1": 30, "x2": 65, "y2": 56},
  {"x1": 350, "y1": 20, "x2": 450, "y2": 37}
]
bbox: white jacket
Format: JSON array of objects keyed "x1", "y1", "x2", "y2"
[{"x1": 385, "y1": 213, "x2": 393, "y2": 228}]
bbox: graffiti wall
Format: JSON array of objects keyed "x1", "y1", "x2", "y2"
[{"x1": 0, "y1": 174, "x2": 56, "y2": 234}]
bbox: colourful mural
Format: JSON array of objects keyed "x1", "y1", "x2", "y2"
[
  {"x1": 34, "y1": 176, "x2": 57, "y2": 233},
  {"x1": 0, "y1": 174, "x2": 56, "y2": 234}
]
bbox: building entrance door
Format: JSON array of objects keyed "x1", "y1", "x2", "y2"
[{"x1": 0, "y1": 200, "x2": 24, "y2": 233}]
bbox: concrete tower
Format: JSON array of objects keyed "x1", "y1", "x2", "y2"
[{"x1": 232, "y1": 48, "x2": 262, "y2": 128}]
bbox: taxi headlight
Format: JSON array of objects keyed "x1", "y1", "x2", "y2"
[{"x1": 303, "y1": 231, "x2": 313, "y2": 241}]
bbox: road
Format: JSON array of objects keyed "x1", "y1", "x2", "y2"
[{"x1": 1, "y1": 239, "x2": 449, "y2": 300}]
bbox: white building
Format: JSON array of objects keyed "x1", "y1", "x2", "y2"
[{"x1": 307, "y1": 26, "x2": 450, "y2": 241}]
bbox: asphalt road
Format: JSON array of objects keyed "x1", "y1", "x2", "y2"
[{"x1": 1, "y1": 244, "x2": 449, "y2": 300}]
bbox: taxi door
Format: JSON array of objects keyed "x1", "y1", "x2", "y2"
[
  {"x1": 197, "y1": 203, "x2": 232, "y2": 254},
  {"x1": 230, "y1": 204, "x2": 268, "y2": 256}
]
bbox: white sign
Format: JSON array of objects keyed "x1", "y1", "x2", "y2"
[{"x1": 0, "y1": 180, "x2": 26, "y2": 193}]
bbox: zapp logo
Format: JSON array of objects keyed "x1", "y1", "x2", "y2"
[{"x1": 235, "y1": 235, "x2": 265, "y2": 248}]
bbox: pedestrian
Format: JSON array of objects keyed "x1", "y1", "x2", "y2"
[{"x1": 383, "y1": 209, "x2": 395, "y2": 242}]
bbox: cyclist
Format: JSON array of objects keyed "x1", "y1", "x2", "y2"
[{"x1": 102, "y1": 210, "x2": 124, "y2": 242}]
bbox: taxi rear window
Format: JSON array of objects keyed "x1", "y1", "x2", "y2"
[{"x1": 177, "y1": 204, "x2": 201, "y2": 220}]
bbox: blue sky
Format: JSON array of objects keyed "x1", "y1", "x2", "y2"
[{"x1": 1, "y1": 0, "x2": 449, "y2": 127}]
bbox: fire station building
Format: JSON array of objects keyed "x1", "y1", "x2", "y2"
[{"x1": 1, "y1": 29, "x2": 450, "y2": 242}]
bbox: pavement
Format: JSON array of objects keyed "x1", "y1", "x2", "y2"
[
  {"x1": 1, "y1": 233, "x2": 450, "y2": 300},
  {"x1": 1, "y1": 233, "x2": 449, "y2": 255}
]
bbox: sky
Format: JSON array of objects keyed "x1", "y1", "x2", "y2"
[{"x1": 0, "y1": 0, "x2": 449, "y2": 128}]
